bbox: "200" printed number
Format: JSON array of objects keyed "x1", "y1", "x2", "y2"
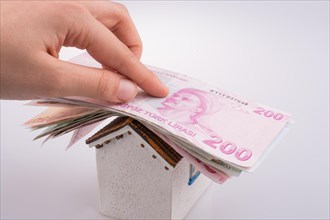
[
  {"x1": 203, "y1": 134, "x2": 252, "y2": 161},
  {"x1": 253, "y1": 107, "x2": 284, "y2": 120}
]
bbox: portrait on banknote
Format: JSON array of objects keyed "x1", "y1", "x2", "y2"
[{"x1": 156, "y1": 88, "x2": 223, "y2": 134}]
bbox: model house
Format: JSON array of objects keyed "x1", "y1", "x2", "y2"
[{"x1": 86, "y1": 116, "x2": 211, "y2": 219}]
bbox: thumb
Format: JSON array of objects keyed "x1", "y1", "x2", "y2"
[{"x1": 47, "y1": 57, "x2": 138, "y2": 103}]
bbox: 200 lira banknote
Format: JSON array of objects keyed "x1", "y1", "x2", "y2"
[{"x1": 25, "y1": 52, "x2": 294, "y2": 184}]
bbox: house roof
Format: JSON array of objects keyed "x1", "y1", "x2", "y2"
[{"x1": 86, "y1": 116, "x2": 182, "y2": 167}]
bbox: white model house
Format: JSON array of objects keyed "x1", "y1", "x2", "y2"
[{"x1": 86, "y1": 116, "x2": 212, "y2": 219}]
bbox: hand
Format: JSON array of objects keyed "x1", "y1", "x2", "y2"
[{"x1": 0, "y1": 1, "x2": 169, "y2": 102}]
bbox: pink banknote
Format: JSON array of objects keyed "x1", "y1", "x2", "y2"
[{"x1": 64, "y1": 52, "x2": 293, "y2": 171}]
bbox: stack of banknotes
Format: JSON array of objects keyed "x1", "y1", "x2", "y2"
[{"x1": 25, "y1": 52, "x2": 294, "y2": 184}]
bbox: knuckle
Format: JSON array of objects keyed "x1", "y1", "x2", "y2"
[
  {"x1": 113, "y1": 2, "x2": 129, "y2": 15},
  {"x1": 111, "y1": 2, "x2": 131, "y2": 23},
  {"x1": 95, "y1": 70, "x2": 118, "y2": 100},
  {"x1": 60, "y1": 3, "x2": 93, "y2": 48},
  {"x1": 115, "y1": 50, "x2": 137, "y2": 71}
]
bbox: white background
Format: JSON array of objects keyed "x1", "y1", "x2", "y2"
[{"x1": 1, "y1": 1, "x2": 329, "y2": 219}]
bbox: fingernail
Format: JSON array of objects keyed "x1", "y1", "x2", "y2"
[
  {"x1": 161, "y1": 84, "x2": 170, "y2": 97},
  {"x1": 117, "y1": 79, "x2": 137, "y2": 102}
]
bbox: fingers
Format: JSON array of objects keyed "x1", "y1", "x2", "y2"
[
  {"x1": 77, "y1": 1, "x2": 142, "y2": 58},
  {"x1": 63, "y1": 4, "x2": 169, "y2": 98},
  {"x1": 44, "y1": 55, "x2": 138, "y2": 103}
]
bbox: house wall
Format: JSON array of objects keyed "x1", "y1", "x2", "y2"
[
  {"x1": 171, "y1": 159, "x2": 212, "y2": 219},
  {"x1": 95, "y1": 128, "x2": 173, "y2": 219}
]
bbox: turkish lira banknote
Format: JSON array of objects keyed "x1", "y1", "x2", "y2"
[{"x1": 25, "y1": 52, "x2": 294, "y2": 184}]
